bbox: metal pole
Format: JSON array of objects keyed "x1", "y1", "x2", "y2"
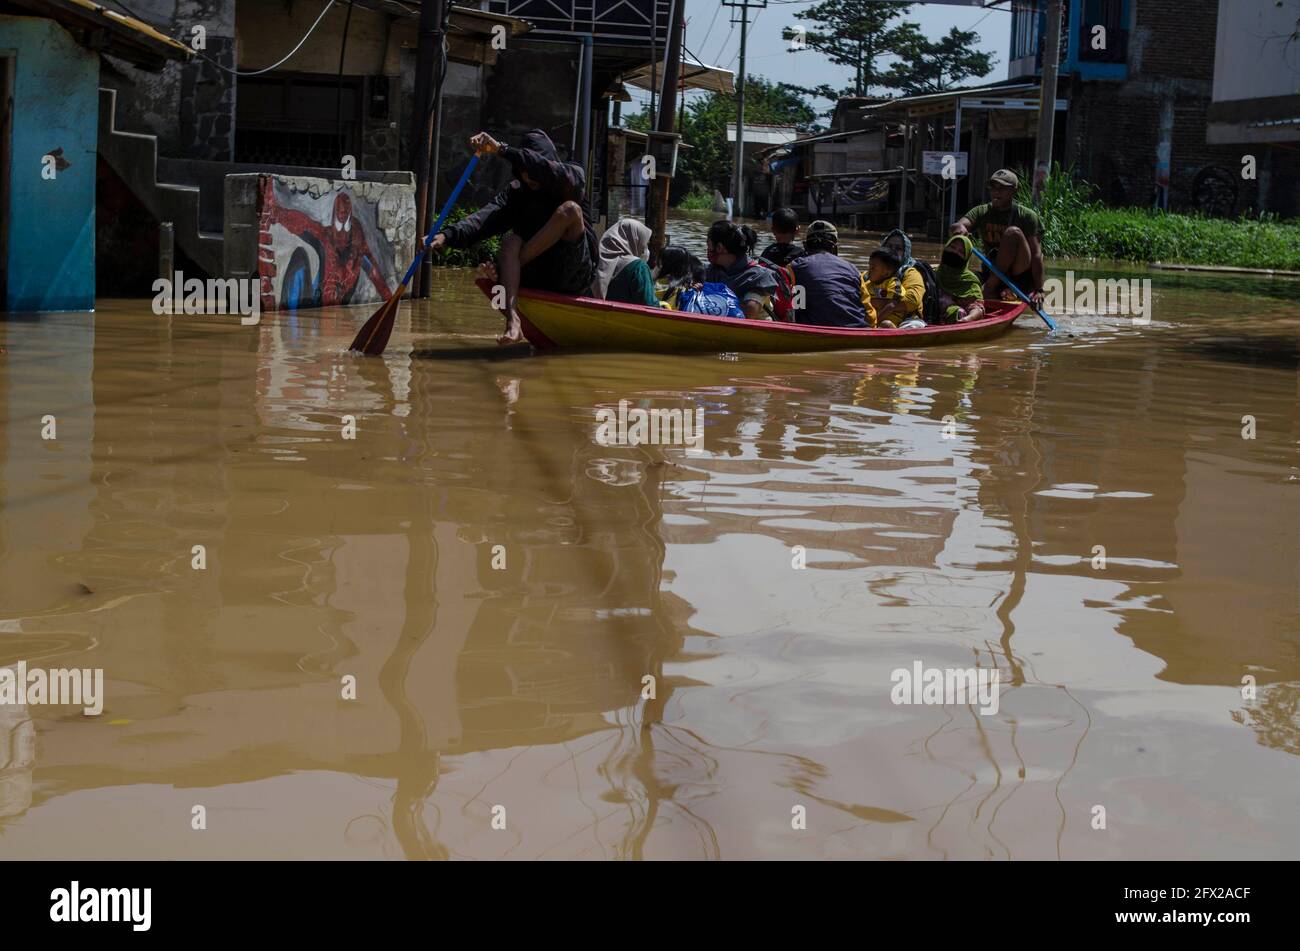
[
  {"x1": 421, "y1": 0, "x2": 452, "y2": 298},
  {"x1": 949, "y1": 97, "x2": 962, "y2": 225},
  {"x1": 578, "y1": 34, "x2": 593, "y2": 173},
  {"x1": 898, "y1": 118, "x2": 909, "y2": 231},
  {"x1": 1033, "y1": 0, "x2": 1065, "y2": 201},
  {"x1": 733, "y1": 0, "x2": 748, "y2": 218},
  {"x1": 159, "y1": 221, "x2": 174, "y2": 283},
  {"x1": 649, "y1": 3, "x2": 658, "y2": 123},
  {"x1": 409, "y1": 0, "x2": 440, "y2": 297}
]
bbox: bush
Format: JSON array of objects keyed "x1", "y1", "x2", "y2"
[
  {"x1": 428, "y1": 206, "x2": 500, "y2": 267},
  {"x1": 1012, "y1": 165, "x2": 1300, "y2": 270},
  {"x1": 677, "y1": 185, "x2": 716, "y2": 212}
]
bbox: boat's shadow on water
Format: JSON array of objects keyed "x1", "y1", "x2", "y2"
[{"x1": 410, "y1": 342, "x2": 534, "y2": 361}]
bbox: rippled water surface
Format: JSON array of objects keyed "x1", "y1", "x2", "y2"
[{"x1": 1, "y1": 217, "x2": 1297, "y2": 859}]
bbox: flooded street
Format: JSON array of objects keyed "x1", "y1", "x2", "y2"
[{"x1": 1, "y1": 217, "x2": 1297, "y2": 860}]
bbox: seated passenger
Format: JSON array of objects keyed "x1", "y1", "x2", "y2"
[
  {"x1": 936, "y1": 234, "x2": 986, "y2": 323},
  {"x1": 760, "y1": 207, "x2": 805, "y2": 267},
  {"x1": 785, "y1": 220, "x2": 867, "y2": 328},
  {"x1": 702, "y1": 219, "x2": 778, "y2": 320},
  {"x1": 861, "y1": 247, "x2": 918, "y2": 329},
  {"x1": 596, "y1": 218, "x2": 657, "y2": 307},
  {"x1": 654, "y1": 244, "x2": 704, "y2": 310},
  {"x1": 879, "y1": 228, "x2": 926, "y2": 321}
]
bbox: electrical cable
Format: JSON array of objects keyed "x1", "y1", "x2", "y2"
[{"x1": 104, "y1": 0, "x2": 340, "y2": 77}]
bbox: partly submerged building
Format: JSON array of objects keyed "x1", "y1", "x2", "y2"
[{"x1": 0, "y1": 0, "x2": 191, "y2": 311}]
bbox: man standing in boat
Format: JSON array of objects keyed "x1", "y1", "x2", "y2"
[
  {"x1": 432, "y1": 129, "x2": 599, "y2": 344},
  {"x1": 950, "y1": 169, "x2": 1046, "y2": 305}
]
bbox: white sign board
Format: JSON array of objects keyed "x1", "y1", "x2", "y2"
[{"x1": 922, "y1": 151, "x2": 968, "y2": 177}]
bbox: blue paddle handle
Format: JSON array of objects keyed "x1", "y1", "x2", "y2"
[
  {"x1": 969, "y1": 244, "x2": 1056, "y2": 331},
  {"x1": 400, "y1": 153, "x2": 481, "y2": 286}
]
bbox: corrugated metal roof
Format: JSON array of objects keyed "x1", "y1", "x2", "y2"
[{"x1": 7, "y1": 0, "x2": 193, "y2": 69}]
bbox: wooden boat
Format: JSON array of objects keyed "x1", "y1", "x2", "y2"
[{"x1": 475, "y1": 278, "x2": 1028, "y2": 354}]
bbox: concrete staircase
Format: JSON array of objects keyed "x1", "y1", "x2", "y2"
[{"x1": 97, "y1": 87, "x2": 224, "y2": 277}]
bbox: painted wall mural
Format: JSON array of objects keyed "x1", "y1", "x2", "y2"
[{"x1": 256, "y1": 175, "x2": 414, "y2": 312}]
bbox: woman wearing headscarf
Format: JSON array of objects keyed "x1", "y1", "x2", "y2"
[
  {"x1": 596, "y1": 218, "x2": 658, "y2": 306},
  {"x1": 877, "y1": 228, "x2": 926, "y2": 322},
  {"x1": 936, "y1": 234, "x2": 985, "y2": 323}
]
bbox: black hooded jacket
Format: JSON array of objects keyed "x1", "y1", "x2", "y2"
[{"x1": 440, "y1": 130, "x2": 598, "y2": 264}]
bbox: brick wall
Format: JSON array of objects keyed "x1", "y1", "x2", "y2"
[{"x1": 1065, "y1": 0, "x2": 1300, "y2": 216}]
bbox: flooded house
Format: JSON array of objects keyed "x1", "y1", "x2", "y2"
[{"x1": 0, "y1": 0, "x2": 191, "y2": 311}]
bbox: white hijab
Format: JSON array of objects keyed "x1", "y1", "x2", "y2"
[{"x1": 596, "y1": 218, "x2": 652, "y2": 298}]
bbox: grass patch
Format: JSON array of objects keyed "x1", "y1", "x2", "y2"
[
  {"x1": 1016, "y1": 166, "x2": 1300, "y2": 271},
  {"x1": 676, "y1": 185, "x2": 717, "y2": 212}
]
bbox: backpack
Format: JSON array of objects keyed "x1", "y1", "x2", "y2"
[
  {"x1": 901, "y1": 260, "x2": 950, "y2": 325},
  {"x1": 749, "y1": 258, "x2": 797, "y2": 321},
  {"x1": 678, "y1": 282, "x2": 744, "y2": 318}
]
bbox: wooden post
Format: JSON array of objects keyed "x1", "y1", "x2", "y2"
[{"x1": 646, "y1": 0, "x2": 685, "y2": 262}]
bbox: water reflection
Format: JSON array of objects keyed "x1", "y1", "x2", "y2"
[{"x1": 0, "y1": 215, "x2": 1296, "y2": 859}]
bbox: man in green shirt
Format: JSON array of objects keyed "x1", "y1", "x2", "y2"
[{"x1": 950, "y1": 169, "x2": 1045, "y2": 304}]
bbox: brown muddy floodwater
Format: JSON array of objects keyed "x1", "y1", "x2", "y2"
[{"x1": 1, "y1": 214, "x2": 1298, "y2": 860}]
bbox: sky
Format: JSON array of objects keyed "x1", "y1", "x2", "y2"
[{"x1": 626, "y1": 0, "x2": 1014, "y2": 120}]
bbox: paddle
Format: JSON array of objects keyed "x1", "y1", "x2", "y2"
[
  {"x1": 968, "y1": 245, "x2": 1057, "y2": 331},
  {"x1": 349, "y1": 149, "x2": 490, "y2": 355}
]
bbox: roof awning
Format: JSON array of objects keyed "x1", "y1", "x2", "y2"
[
  {"x1": 861, "y1": 82, "x2": 1066, "y2": 118},
  {"x1": 621, "y1": 57, "x2": 735, "y2": 95},
  {"x1": 349, "y1": 0, "x2": 532, "y2": 36},
  {"x1": 726, "y1": 124, "x2": 798, "y2": 145},
  {"x1": 6, "y1": 0, "x2": 193, "y2": 70}
]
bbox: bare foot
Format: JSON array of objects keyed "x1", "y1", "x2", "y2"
[
  {"x1": 497, "y1": 312, "x2": 524, "y2": 345},
  {"x1": 478, "y1": 261, "x2": 498, "y2": 283}
]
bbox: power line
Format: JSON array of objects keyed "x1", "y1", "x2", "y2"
[
  {"x1": 697, "y1": 2, "x2": 723, "y2": 59},
  {"x1": 104, "y1": 0, "x2": 340, "y2": 77}
]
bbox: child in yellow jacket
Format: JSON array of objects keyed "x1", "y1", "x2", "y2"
[{"x1": 860, "y1": 247, "x2": 924, "y2": 328}]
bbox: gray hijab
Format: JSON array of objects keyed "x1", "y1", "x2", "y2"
[{"x1": 597, "y1": 218, "x2": 652, "y2": 298}]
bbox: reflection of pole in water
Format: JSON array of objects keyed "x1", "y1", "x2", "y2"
[{"x1": 350, "y1": 352, "x2": 449, "y2": 860}]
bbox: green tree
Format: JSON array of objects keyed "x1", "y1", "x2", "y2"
[
  {"x1": 887, "y1": 26, "x2": 996, "y2": 94},
  {"x1": 627, "y1": 76, "x2": 820, "y2": 195},
  {"x1": 781, "y1": 0, "x2": 917, "y2": 98}
]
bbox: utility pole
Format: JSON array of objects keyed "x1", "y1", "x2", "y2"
[
  {"x1": 1032, "y1": 0, "x2": 1065, "y2": 202},
  {"x1": 722, "y1": 0, "x2": 765, "y2": 219},
  {"x1": 409, "y1": 0, "x2": 441, "y2": 298},
  {"x1": 647, "y1": 0, "x2": 685, "y2": 260}
]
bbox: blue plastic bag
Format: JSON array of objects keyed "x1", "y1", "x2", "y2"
[{"x1": 677, "y1": 282, "x2": 743, "y2": 318}]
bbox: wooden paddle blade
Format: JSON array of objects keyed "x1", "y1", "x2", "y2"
[{"x1": 348, "y1": 289, "x2": 404, "y2": 355}]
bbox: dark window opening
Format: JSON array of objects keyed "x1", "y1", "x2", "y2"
[{"x1": 235, "y1": 73, "x2": 363, "y2": 167}]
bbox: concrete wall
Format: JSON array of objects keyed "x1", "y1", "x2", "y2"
[
  {"x1": 98, "y1": 0, "x2": 236, "y2": 161},
  {"x1": 1212, "y1": 0, "x2": 1299, "y2": 103},
  {"x1": 1, "y1": 16, "x2": 99, "y2": 311},
  {"x1": 224, "y1": 173, "x2": 415, "y2": 311}
]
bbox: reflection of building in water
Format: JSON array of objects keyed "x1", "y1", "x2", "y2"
[
  {"x1": 18, "y1": 327, "x2": 683, "y2": 856},
  {"x1": 976, "y1": 343, "x2": 1300, "y2": 689}
]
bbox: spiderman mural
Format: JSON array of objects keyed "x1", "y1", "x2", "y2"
[{"x1": 258, "y1": 178, "x2": 397, "y2": 312}]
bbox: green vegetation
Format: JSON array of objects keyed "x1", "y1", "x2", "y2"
[
  {"x1": 626, "y1": 74, "x2": 819, "y2": 199},
  {"x1": 428, "y1": 206, "x2": 500, "y2": 267},
  {"x1": 785, "y1": 0, "x2": 994, "y2": 106},
  {"x1": 1017, "y1": 166, "x2": 1300, "y2": 271},
  {"x1": 676, "y1": 186, "x2": 716, "y2": 212}
]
